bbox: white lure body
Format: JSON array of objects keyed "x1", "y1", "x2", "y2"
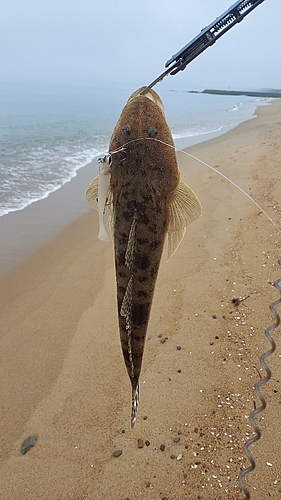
[{"x1": 98, "y1": 155, "x2": 111, "y2": 242}]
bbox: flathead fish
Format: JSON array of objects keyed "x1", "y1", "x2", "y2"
[{"x1": 86, "y1": 87, "x2": 201, "y2": 426}]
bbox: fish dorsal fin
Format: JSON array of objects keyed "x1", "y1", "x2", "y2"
[
  {"x1": 167, "y1": 181, "x2": 201, "y2": 260},
  {"x1": 131, "y1": 383, "x2": 140, "y2": 428},
  {"x1": 120, "y1": 276, "x2": 133, "y2": 321},
  {"x1": 125, "y1": 212, "x2": 137, "y2": 270},
  {"x1": 85, "y1": 176, "x2": 113, "y2": 215},
  {"x1": 120, "y1": 276, "x2": 135, "y2": 381}
]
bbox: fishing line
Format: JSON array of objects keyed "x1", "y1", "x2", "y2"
[{"x1": 108, "y1": 137, "x2": 280, "y2": 234}]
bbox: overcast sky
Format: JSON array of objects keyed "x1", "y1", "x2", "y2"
[{"x1": 1, "y1": 0, "x2": 280, "y2": 91}]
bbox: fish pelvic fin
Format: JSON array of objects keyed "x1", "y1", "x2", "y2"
[
  {"x1": 167, "y1": 181, "x2": 202, "y2": 260},
  {"x1": 131, "y1": 383, "x2": 140, "y2": 428}
]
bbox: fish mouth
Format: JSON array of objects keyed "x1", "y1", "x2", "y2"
[{"x1": 127, "y1": 87, "x2": 165, "y2": 114}]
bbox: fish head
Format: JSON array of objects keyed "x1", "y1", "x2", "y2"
[
  {"x1": 127, "y1": 87, "x2": 165, "y2": 114},
  {"x1": 109, "y1": 87, "x2": 179, "y2": 198},
  {"x1": 110, "y1": 86, "x2": 172, "y2": 147}
]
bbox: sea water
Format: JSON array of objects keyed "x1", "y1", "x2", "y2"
[{"x1": 0, "y1": 81, "x2": 269, "y2": 218}]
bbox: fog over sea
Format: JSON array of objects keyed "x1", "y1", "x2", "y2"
[{"x1": 0, "y1": 82, "x2": 270, "y2": 218}]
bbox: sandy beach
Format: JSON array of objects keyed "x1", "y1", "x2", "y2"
[{"x1": 0, "y1": 100, "x2": 280, "y2": 499}]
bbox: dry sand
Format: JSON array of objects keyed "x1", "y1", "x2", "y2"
[{"x1": 0, "y1": 100, "x2": 281, "y2": 500}]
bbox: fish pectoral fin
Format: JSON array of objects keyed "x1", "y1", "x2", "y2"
[
  {"x1": 167, "y1": 181, "x2": 201, "y2": 260},
  {"x1": 85, "y1": 176, "x2": 113, "y2": 215},
  {"x1": 85, "y1": 176, "x2": 99, "y2": 210},
  {"x1": 85, "y1": 176, "x2": 113, "y2": 241},
  {"x1": 167, "y1": 228, "x2": 186, "y2": 262}
]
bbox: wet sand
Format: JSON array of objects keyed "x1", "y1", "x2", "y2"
[
  {"x1": 0, "y1": 159, "x2": 98, "y2": 277},
  {"x1": 0, "y1": 100, "x2": 280, "y2": 499}
]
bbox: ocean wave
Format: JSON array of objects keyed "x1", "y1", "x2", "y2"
[
  {"x1": 171, "y1": 121, "x2": 241, "y2": 141},
  {"x1": 0, "y1": 146, "x2": 104, "y2": 217},
  {"x1": 0, "y1": 83, "x2": 263, "y2": 218}
]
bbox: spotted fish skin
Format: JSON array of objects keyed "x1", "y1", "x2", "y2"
[
  {"x1": 109, "y1": 89, "x2": 180, "y2": 425},
  {"x1": 114, "y1": 182, "x2": 171, "y2": 425},
  {"x1": 86, "y1": 87, "x2": 201, "y2": 427}
]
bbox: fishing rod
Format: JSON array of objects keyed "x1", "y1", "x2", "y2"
[{"x1": 141, "y1": 0, "x2": 265, "y2": 95}]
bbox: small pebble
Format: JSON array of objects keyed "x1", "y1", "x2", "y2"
[
  {"x1": 121, "y1": 429, "x2": 125, "y2": 433},
  {"x1": 161, "y1": 338, "x2": 166, "y2": 344},
  {"x1": 177, "y1": 346, "x2": 181, "y2": 350},
  {"x1": 138, "y1": 439, "x2": 144, "y2": 448},
  {"x1": 158, "y1": 334, "x2": 163, "y2": 338},
  {"x1": 145, "y1": 440, "x2": 150, "y2": 447},
  {"x1": 212, "y1": 314, "x2": 217, "y2": 319},
  {"x1": 215, "y1": 335, "x2": 219, "y2": 339},
  {"x1": 162, "y1": 497, "x2": 168, "y2": 500},
  {"x1": 177, "y1": 454, "x2": 183, "y2": 461},
  {"x1": 160, "y1": 444, "x2": 165, "y2": 451},
  {"x1": 21, "y1": 436, "x2": 37, "y2": 455},
  {"x1": 177, "y1": 369, "x2": 182, "y2": 373},
  {"x1": 143, "y1": 415, "x2": 148, "y2": 420},
  {"x1": 170, "y1": 454, "x2": 176, "y2": 459},
  {"x1": 146, "y1": 482, "x2": 151, "y2": 488},
  {"x1": 173, "y1": 437, "x2": 180, "y2": 443},
  {"x1": 113, "y1": 450, "x2": 122, "y2": 457}
]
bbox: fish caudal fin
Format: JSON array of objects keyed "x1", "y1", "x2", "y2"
[
  {"x1": 131, "y1": 383, "x2": 140, "y2": 428},
  {"x1": 167, "y1": 181, "x2": 201, "y2": 260}
]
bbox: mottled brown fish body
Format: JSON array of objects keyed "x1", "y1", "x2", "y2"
[
  {"x1": 109, "y1": 89, "x2": 179, "y2": 424},
  {"x1": 85, "y1": 87, "x2": 201, "y2": 427}
]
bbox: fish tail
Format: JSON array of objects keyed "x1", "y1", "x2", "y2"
[{"x1": 131, "y1": 383, "x2": 140, "y2": 428}]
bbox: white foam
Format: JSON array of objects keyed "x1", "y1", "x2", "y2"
[{"x1": 0, "y1": 146, "x2": 103, "y2": 217}]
